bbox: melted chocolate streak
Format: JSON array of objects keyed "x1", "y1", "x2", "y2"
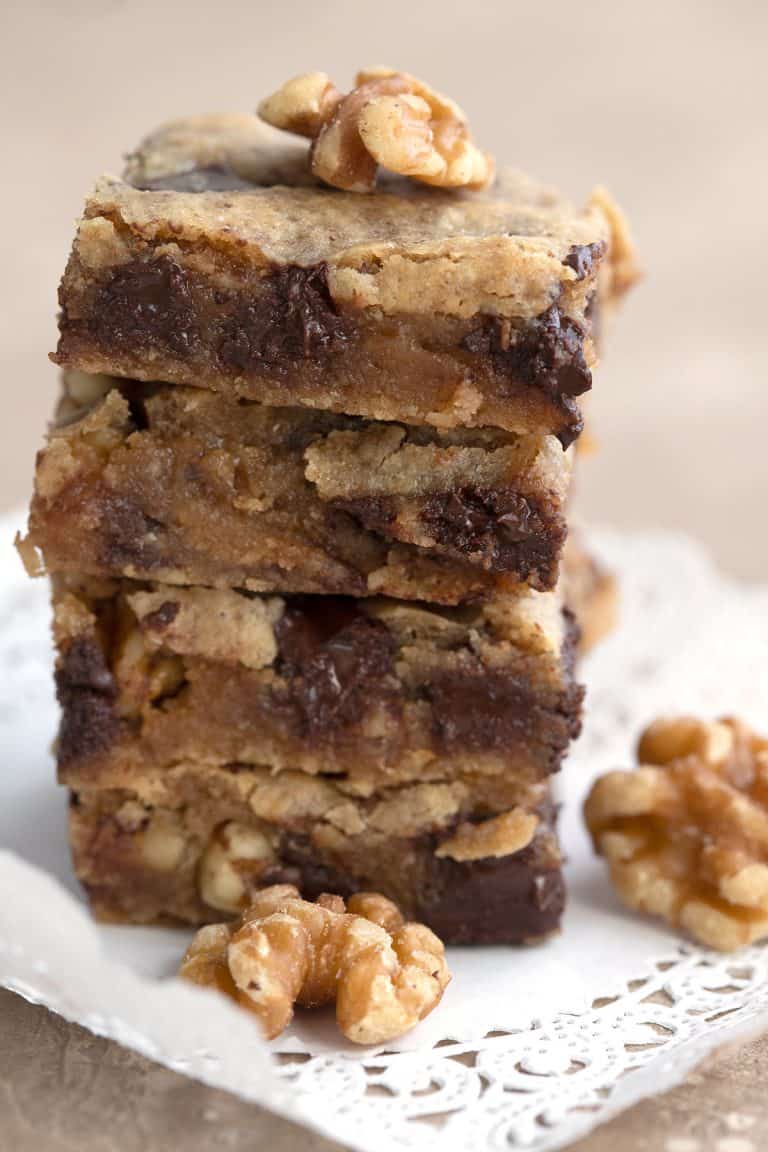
[
  {"x1": 263, "y1": 828, "x2": 565, "y2": 945},
  {"x1": 56, "y1": 592, "x2": 581, "y2": 771},
  {"x1": 55, "y1": 637, "x2": 119, "y2": 766},
  {"x1": 334, "y1": 485, "x2": 564, "y2": 584},
  {"x1": 272, "y1": 597, "x2": 581, "y2": 761},
  {"x1": 84, "y1": 250, "x2": 590, "y2": 410},
  {"x1": 59, "y1": 160, "x2": 596, "y2": 438}
]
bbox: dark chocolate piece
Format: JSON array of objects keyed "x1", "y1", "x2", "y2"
[
  {"x1": 261, "y1": 829, "x2": 564, "y2": 944},
  {"x1": 78, "y1": 258, "x2": 350, "y2": 377},
  {"x1": 563, "y1": 241, "x2": 606, "y2": 281},
  {"x1": 216, "y1": 264, "x2": 350, "y2": 375},
  {"x1": 316, "y1": 489, "x2": 563, "y2": 588},
  {"x1": 418, "y1": 842, "x2": 565, "y2": 945},
  {"x1": 419, "y1": 485, "x2": 566, "y2": 579},
  {"x1": 98, "y1": 494, "x2": 167, "y2": 572},
  {"x1": 280, "y1": 612, "x2": 397, "y2": 739},
  {"x1": 141, "y1": 600, "x2": 180, "y2": 631},
  {"x1": 275, "y1": 596, "x2": 365, "y2": 667},
  {"x1": 427, "y1": 667, "x2": 583, "y2": 757},
  {"x1": 462, "y1": 305, "x2": 591, "y2": 401},
  {"x1": 90, "y1": 255, "x2": 201, "y2": 358},
  {"x1": 262, "y1": 834, "x2": 360, "y2": 902},
  {"x1": 55, "y1": 637, "x2": 118, "y2": 767}
]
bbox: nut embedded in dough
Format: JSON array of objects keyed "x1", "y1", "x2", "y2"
[{"x1": 198, "y1": 821, "x2": 276, "y2": 913}]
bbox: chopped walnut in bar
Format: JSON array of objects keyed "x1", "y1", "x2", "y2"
[
  {"x1": 584, "y1": 716, "x2": 768, "y2": 951},
  {"x1": 198, "y1": 821, "x2": 276, "y2": 913},
  {"x1": 258, "y1": 68, "x2": 493, "y2": 192},
  {"x1": 179, "y1": 884, "x2": 450, "y2": 1042},
  {"x1": 435, "y1": 809, "x2": 539, "y2": 862}
]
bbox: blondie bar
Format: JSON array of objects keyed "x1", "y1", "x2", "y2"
[
  {"x1": 53, "y1": 115, "x2": 635, "y2": 447},
  {"x1": 53, "y1": 573, "x2": 582, "y2": 796},
  {"x1": 69, "y1": 764, "x2": 563, "y2": 943},
  {"x1": 25, "y1": 371, "x2": 571, "y2": 601}
]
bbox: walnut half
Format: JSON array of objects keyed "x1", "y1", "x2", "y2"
[
  {"x1": 258, "y1": 68, "x2": 493, "y2": 193},
  {"x1": 584, "y1": 716, "x2": 768, "y2": 951},
  {"x1": 179, "y1": 884, "x2": 450, "y2": 1042}
]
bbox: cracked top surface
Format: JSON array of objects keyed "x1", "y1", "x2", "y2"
[{"x1": 78, "y1": 113, "x2": 623, "y2": 321}]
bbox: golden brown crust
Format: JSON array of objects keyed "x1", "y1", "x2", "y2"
[{"x1": 70, "y1": 171, "x2": 604, "y2": 320}]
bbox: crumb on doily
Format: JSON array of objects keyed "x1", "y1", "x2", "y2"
[
  {"x1": 585, "y1": 716, "x2": 768, "y2": 951},
  {"x1": 179, "y1": 884, "x2": 451, "y2": 1043}
]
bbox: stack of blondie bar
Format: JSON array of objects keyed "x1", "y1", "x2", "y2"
[{"x1": 22, "y1": 76, "x2": 635, "y2": 944}]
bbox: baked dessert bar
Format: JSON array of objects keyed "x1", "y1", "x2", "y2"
[
  {"x1": 24, "y1": 371, "x2": 572, "y2": 602},
  {"x1": 69, "y1": 764, "x2": 564, "y2": 944},
  {"x1": 53, "y1": 573, "x2": 583, "y2": 796},
  {"x1": 53, "y1": 115, "x2": 635, "y2": 447}
]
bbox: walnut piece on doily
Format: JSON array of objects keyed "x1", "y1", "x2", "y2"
[
  {"x1": 585, "y1": 716, "x2": 768, "y2": 951},
  {"x1": 179, "y1": 884, "x2": 450, "y2": 1043},
  {"x1": 258, "y1": 68, "x2": 494, "y2": 193}
]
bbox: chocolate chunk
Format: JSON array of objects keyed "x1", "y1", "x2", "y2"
[
  {"x1": 90, "y1": 255, "x2": 200, "y2": 358},
  {"x1": 55, "y1": 637, "x2": 119, "y2": 767},
  {"x1": 427, "y1": 665, "x2": 583, "y2": 762},
  {"x1": 294, "y1": 619, "x2": 396, "y2": 738},
  {"x1": 141, "y1": 601, "x2": 179, "y2": 631},
  {"x1": 265, "y1": 829, "x2": 565, "y2": 944},
  {"x1": 418, "y1": 842, "x2": 565, "y2": 945},
  {"x1": 428, "y1": 667, "x2": 538, "y2": 751},
  {"x1": 275, "y1": 597, "x2": 363, "y2": 667},
  {"x1": 554, "y1": 407, "x2": 583, "y2": 451},
  {"x1": 420, "y1": 486, "x2": 565, "y2": 580},
  {"x1": 327, "y1": 487, "x2": 563, "y2": 585},
  {"x1": 132, "y1": 165, "x2": 256, "y2": 193},
  {"x1": 57, "y1": 635, "x2": 116, "y2": 695},
  {"x1": 463, "y1": 305, "x2": 591, "y2": 401},
  {"x1": 516, "y1": 306, "x2": 591, "y2": 398},
  {"x1": 99, "y1": 494, "x2": 166, "y2": 571},
  {"x1": 274, "y1": 599, "x2": 396, "y2": 738},
  {"x1": 563, "y1": 241, "x2": 606, "y2": 281},
  {"x1": 264, "y1": 834, "x2": 359, "y2": 901},
  {"x1": 217, "y1": 264, "x2": 350, "y2": 375}
]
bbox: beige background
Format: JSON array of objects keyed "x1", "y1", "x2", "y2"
[{"x1": 3, "y1": 0, "x2": 768, "y2": 577}]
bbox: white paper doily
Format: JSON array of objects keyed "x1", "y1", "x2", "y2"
[{"x1": 2, "y1": 508, "x2": 768, "y2": 1152}]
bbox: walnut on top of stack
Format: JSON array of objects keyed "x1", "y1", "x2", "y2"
[
  {"x1": 258, "y1": 67, "x2": 494, "y2": 192},
  {"x1": 53, "y1": 68, "x2": 637, "y2": 447}
]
